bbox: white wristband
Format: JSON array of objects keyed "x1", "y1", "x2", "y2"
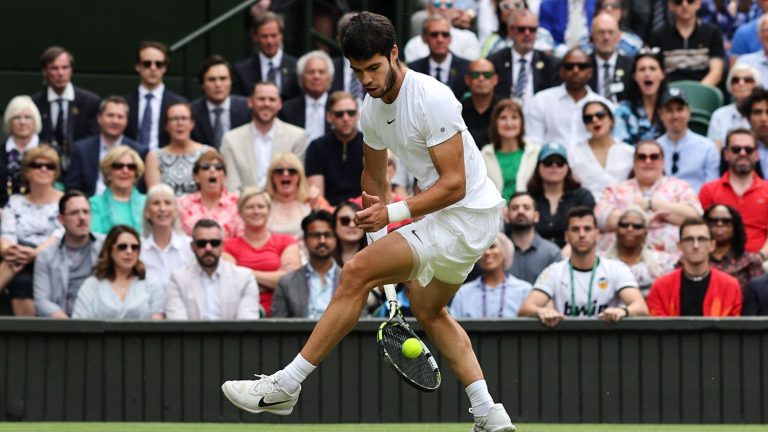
[
  {"x1": 366, "y1": 227, "x2": 388, "y2": 244},
  {"x1": 386, "y1": 200, "x2": 411, "y2": 223}
]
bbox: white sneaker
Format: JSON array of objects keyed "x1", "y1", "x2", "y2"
[
  {"x1": 221, "y1": 371, "x2": 301, "y2": 415},
  {"x1": 470, "y1": 403, "x2": 516, "y2": 432}
]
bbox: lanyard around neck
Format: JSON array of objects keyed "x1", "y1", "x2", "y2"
[
  {"x1": 481, "y1": 275, "x2": 508, "y2": 318},
  {"x1": 569, "y1": 257, "x2": 599, "y2": 317}
]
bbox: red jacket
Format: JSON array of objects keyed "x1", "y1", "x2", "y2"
[{"x1": 647, "y1": 268, "x2": 742, "y2": 316}]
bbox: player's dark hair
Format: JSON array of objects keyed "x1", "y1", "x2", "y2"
[
  {"x1": 679, "y1": 217, "x2": 709, "y2": 241},
  {"x1": 301, "y1": 210, "x2": 336, "y2": 236},
  {"x1": 703, "y1": 205, "x2": 746, "y2": 258},
  {"x1": 197, "y1": 55, "x2": 232, "y2": 86},
  {"x1": 59, "y1": 189, "x2": 89, "y2": 215},
  {"x1": 738, "y1": 86, "x2": 768, "y2": 118},
  {"x1": 565, "y1": 206, "x2": 597, "y2": 229},
  {"x1": 338, "y1": 11, "x2": 397, "y2": 61}
]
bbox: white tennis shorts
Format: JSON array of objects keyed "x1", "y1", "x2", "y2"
[{"x1": 396, "y1": 204, "x2": 503, "y2": 287}]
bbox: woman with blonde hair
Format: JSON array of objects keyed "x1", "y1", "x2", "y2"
[
  {"x1": 89, "y1": 145, "x2": 146, "y2": 235},
  {"x1": 1, "y1": 96, "x2": 43, "y2": 207}
]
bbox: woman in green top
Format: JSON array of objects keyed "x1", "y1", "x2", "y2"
[
  {"x1": 89, "y1": 145, "x2": 146, "y2": 235},
  {"x1": 480, "y1": 99, "x2": 540, "y2": 201}
]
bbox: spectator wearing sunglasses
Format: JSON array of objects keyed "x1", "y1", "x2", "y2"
[
  {"x1": 657, "y1": 88, "x2": 720, "y2": 193},
  {"x1": 0, "y1": 145, "x2": 64, "y2": 316},
  {"x1": 165, "y1": 218, "x2": 260, "y2": 320},
  {"x1": 125, "y1": 41, "x2": 186, "y2": 151},
  {"x1": 734, "y1": 14, "x2": 768, "y2": 86},
  {"x1": 479, "y1": 0, "x2": 556, "y2": 58},
  {"x1": 648, "y1": 0, "x2": 725, "y2": 86},
  {"x1": 178, "y1": 150, "x2": 242, "y2": 240},
  {"x1": 140, "y1": 184, "x2": 194, "y2": 287},
  {"x1": 596, "y1": 140, "x2": 702, "y2": 258},
  {"x1": 332, "y1": 201, "x2": 366, "y2": 267},
  {"x1": 462, "y1": 59, "x2": 501, "y2": 150},
  {"x1": 305, "y1": 92, "x2": 364, "y2": 207},
  {"x1": 72, "y1": 225, "x2": 164, "y2": 319},
  {"x1": 700, "y1": 128, "x2": 768, "y2": 257},
  {"x1": 707, "y1": 63, "x2": 760, "y2": 149},
  {"x1": 89, "y1": 146, "x2": 146, "y2": 235},
  {"x1": 704, "y1": 204, "x2": 765, "y2": 290},
  {"x1": 538, "y1": 0, "x2": 597, "y2": 49},
  {"x1": 404, "y1": 0, "x2": 481, "y2": 63}
]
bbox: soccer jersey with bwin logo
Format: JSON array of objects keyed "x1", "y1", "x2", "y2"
[{"x1": 533, "y1": 257, "x2": 638, "y2": 317}]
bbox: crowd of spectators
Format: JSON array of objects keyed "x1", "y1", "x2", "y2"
[{"x1": 5, "y1": 0, "x2": 768, "y2": 322}]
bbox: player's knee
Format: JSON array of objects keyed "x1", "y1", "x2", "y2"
[
  {"x1": 411, "y1": 303, "x2": 449, "y2": 326},
  {"x1": 336, "y1": 259, "x2": 374, "y2": 297}
]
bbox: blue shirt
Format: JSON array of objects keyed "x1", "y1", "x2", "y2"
[
  {"x1": 730, "y1": 20, "x2": 761, "y2": 56},
  {"x1": 450, "y1": 274, "x2": 532, "y2": 318},
  {"x1": 736, "y1": 51, "x2": 768, "y2": 88},
  {"x1": 614, "y1": 101, "x2": 662, "y2": 145},
  {"x1": 657, "y1": 129, "x2": 720, "y2": 194}
]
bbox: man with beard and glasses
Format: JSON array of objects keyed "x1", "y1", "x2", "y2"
[
  {"x1": 700, "y1": 128, "x2": 768, "y2": 258},
  {"x1": 272, "y1": 211, "x2": 340, "y2": 318},
  {"x1": 165, "y1": 219, "x2": 260, "y2": 320},
  {"x1": 519, "y1": 206, "x2": 648, "y2": 327},
  {"x1": 222, "y1": 11, "x2": 516, "y2": 432},
  {"x1": 505, "y1": 192, "x2": 561, "y2": 284}
]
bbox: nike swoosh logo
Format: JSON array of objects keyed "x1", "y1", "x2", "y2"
[
  {"x1": 387, "y1": 118, "x2": 395, "y2": 124},
  {"x1": 258, "y1": 397, "x2": 290, "y2": 407},
  {"x1": 411, "y1": 230, "x2": 423, "y2": 244}
]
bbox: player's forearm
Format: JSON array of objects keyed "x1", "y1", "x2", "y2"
[
  {"x1": 402, "y1": 173, "x2": 465, "y2": 218},
  {"x1": 361, "y1": 169, "x2": 391, "y2": 207}
]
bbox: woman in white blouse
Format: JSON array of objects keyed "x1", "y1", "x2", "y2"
[
  {"x1": 73, "y1": 225, "x2": 164, "y2": 320},
  {"x1": 570, "y1": 101, "x2": 634, "y2": 200}
]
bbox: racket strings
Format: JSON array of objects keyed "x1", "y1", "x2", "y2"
[{"x1": 380, "y1": 323, "x2": 440, "y2": 389}]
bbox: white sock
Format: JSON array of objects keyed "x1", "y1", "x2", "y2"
[
  {"x1": 466, "y1": 380, "x2": 494, "y2": 417},
  {"x1": 282, "y1": 353, "x2": 316, "y2": 393}
]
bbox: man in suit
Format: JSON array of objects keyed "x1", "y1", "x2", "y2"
[
  {"x1": 278, "y1": 50, "x2": 334, "y2": 143},
  {"x1": 31, "y1": 46, "x2": 100, "y2": 161},
  {"x1": 165, "y1": 219, "x2": 261, "y2": 320},
  {"x1": 588, "y1": 13, "x2": 632, "y2": 103},
  {"x1": 403, "y1": 0, "x2": 480, "y2": 62},
  {"x1": 124, "y1": 41, "x2": 187, "y2": 151},
  {"x1": 233, "y1": 11, "x2": 300, "y2": 101},
  {"x1": 408, "y1": 14, "x2": 470, "y2": 101},
  {"x1": 221, "y1": 81, "x2": 308, "y2": 192},
  {"x1": 66, "y1": 96, "x2": 146, "y2": 196},
  {"x1": 272, "y1": 211, "x2": 339, "y2": 318},
  {"x1": 488, "y1": 9, "x2": 559, "y2": 102},
  {"x1": 190, "y1": 55, "x2": 251, "y2": 149}
]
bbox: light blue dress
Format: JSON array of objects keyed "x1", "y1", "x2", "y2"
[{"x1": 72, "y1": 276, "x2": 164, "y2": 319}]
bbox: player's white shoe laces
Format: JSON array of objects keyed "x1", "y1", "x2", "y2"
[
  {"x1": 470, "y1": 403, "x2": 516, "y2": 432},
  {"x1": 221, "y1": 371, "x2": 301, "y2": 415}
]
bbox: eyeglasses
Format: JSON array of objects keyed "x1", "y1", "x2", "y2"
[
  {"x1": 671, "y1": 151, "x2": 680, "y2": 175},
  {"x1": 513, "y1": 26, "x2": 538, "y2": 34},
  {"x1": 331, "y1": 109, "x2": 358, "y2": 118},
  {"x1": 731, "y1": 76, "x2": 756, "y2": 85},
  {"x1": 115, "y1": 243, "x2": 140, "y2": 252},
  {"x1": 428, "y1": 31, "x2": 451, "y2": 39},
  {"x1": 338, "y1": 216, "x2": 356, "y2": 226},
  {"x1": 541, "y1": 158, "x2": 566, "y2": 168},
  {"x1": 167, "y1": 116, "x2": 191, "y2": 123},
  {"x1": 680, "y1": 236, "x2": 711, "y2": 245},
  {"x1": 196, "y1": 162, "x2": 225, "y2": 171},
  {"x1": 273, "y1": 167, "x2": 298, "y2": 175},
  {"x1": 617, "y1": 221, "x2": 645, "y2": 230},
  {"x1": 562, "y1": 62, "x2": 592, "y2": 71},
  {"x1": 111, "y1": 162, "x2": 138, "y2": 171},
  {"x1": 140, "y1": 60, "x2": 166, "y2": 69},
  {"x1": 672, "y1": 0, "x2": 695, "y2": 5},
  {"x1": 729, "y1": 145, "x2": 756, "y2": 155},
  {"x1": 28, "y1": 162, "x2": 57, "y2": 171},
  {"x1": 638, "y1": 47, "x2": 661, "y2": 56},
  {"x1": 706, "y1": 217, "x2": 733, "y2": 226},
  {"x1": 499, "y1": 1, "x2": 524, "y2": 11},
  {"x1": 194, "y1": 239, "x2": 223, "y2": 248},
  {"x1": 432, "y1": 0, "x2": 453, "y2": 8},
  {"x1": 636, "y1": 153, "x2": 662, "y2": 162},
  {"x1": 306, "y1": 231, "x2": 334, "y2": 240},
  {"x1": 583, "y1": 111, "x2": 608, "y2": 124},
  {"x1": 468, "y1": 71, "x2": 495, "y2": 79}
]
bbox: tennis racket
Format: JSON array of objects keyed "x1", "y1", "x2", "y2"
[{"x1": 376, "y1": 283, "x2": 441, "y2": 392}]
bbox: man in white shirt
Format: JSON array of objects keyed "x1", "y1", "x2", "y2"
[
  {"x1": 279, "y1": 50, "x2": 334, "y2": 143},
  {"x1": 519, "y1": 206, "x2": 648, "y2": 327},
  {"x1": 222, "y1": 12, "x2": 516, "y2": 432},
  {"x1": 404, "y1": 0, "x2": 481, "y2": 62}
]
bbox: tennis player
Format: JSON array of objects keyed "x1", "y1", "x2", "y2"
[{"x1": 222, "y1": 11, "x2": 515, "y2": 432}]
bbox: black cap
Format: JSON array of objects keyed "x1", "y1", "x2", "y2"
[{"x1": 660, "y1": 87, "x2": 689, "y2": 106}]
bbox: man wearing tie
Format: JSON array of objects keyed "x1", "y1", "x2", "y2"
[
  {"x1": 190, "y1": 55, "x2": 251, "y2": 149},
  {"x1": 124, "y1": 41, "x2": 186, "y2": 151},
  {"x1": 278, "y1": 50, "x2": 334, "y2": 144},
  {"x1": 588, "y1": 13, "x2": 631, "y2": 103},
  {"x1": 31, "y1": 46, "x2": 100, "y2": 163}
]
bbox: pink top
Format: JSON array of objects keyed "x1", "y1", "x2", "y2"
[{"x1": 178, "y1": 190, "x2": 243, "y2": 239}]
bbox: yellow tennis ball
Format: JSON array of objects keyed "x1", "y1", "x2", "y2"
[{"x1": 401, "y1": 338, "x2": 423, "y2": 359}]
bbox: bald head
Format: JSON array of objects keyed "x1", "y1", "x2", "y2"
[{"x1": 591, "y1": 13, "x2": 620, "y2": 59}]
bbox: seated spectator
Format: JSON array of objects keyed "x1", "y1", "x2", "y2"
[
  {"x1": 273, "y1": 210, "x2": 340, "y2": 318},
  {"x1": 743, "y1": 273, "x2": 768, "y2": 315},
  {"x1": 165, "y1": 219, "x2": 260, "y2": 320},
  {"x1": 730, "y1": 6, "x2": 768, "y2": 59},
  {"x1": 90, "y1": 146, "x2": 146, "y2": 235},
  {"x1": 705, "y1": 204, "x2": 764, "y2": 290},
  {"x1": 707, "y1": 64, "x2": 760, "y2": 149},
  {"x1": 177, "y1": 150, "x2": 242, "y2": 239},
  {"x1": 278, "y1": 50, "x2": 333, "y2": 143},
  {"x1": 505, "y1": 192, "x2": 561, "y2": 284},
  {"x1": 602, "y1": 205, "x2": 676, "y2": 295},
  {"x1": 735, "y1": 15, "x2": 768, "y2": 86},
  {"x1": 614, "y1": 50, "x2": 669, "y2": 145},
  {"x1": 461, "y1": 59, "x2": 500, "y2": 149},
  {"x1": 1, "y1": 96, "x2": 42, "y2": 208},
  {"x1": 579, "y1": 0, "x2": 643, "y2": 58},
  {"x1": 538, "y1": 0, "x2": 596, "y2": 49},
  {"x1": 570, "y1": 101, "x2": 634, "y2": 200},
  {"x1": 333, "y1": 201, "x2": 366, "y2": 266},
  {"x1": 596, "y1": 140, "x2": 703, "y2": 257},
  {"x1": 700, "y1": 128, "x2": 768, "y2": 255},
  {"x1": 190, "y1": 55, "x2": 251, "y2": 149},
  {"x1": 481, "y1": 99, "x2": 540, "y2": 201},
  {"x1": 527, "y1": 142, "x2": 595, "y2": 248},
  {"x1": 140, "y1": 184, "x2": 194, "y2": 287},
  {"x1": 408, "y1": 14, "x2": 471, "y2": 101},
  {"x1": 0, "y1": 145, "x2": 64, "y2": 316},
  {"x1": 73, "y1": 225, "x2": 164, "y2": 319},
  {"x1": 480, "y1": 0, "x2": 556, "y2": 57},
  {"x1": 404, "y1": 0, "x2": 481, "y2": 62},
  {"x1": 305, "y1": 92, "x2": 364, "y2": 206},
  {"x1": 34, "y1": 191, "x2": 104, "y2": 318},
  {"x1": 451, "y1": 233, "x2": 532, "y2": 318},
  {"x1": 646, "y1": 218, "x2": 742, "y2": 316},
  {"x1": 224, "y1": 188, "x2": 301, "y2": 317},
  {"x1": 699, "y1": 0, "x2": 754, "y2": 55},
  {"x1": 66, "y1": 96, "x2": 146, "y2": 197},
  {"x1": 145, "y1": 103, "x2": 213, "y2": 196},
  {"x1": 741, "y1": 86, "x2": 768, "y2": 175},
  {"x1": 584, "y1": 13, "x2": 633, "y2": 104},
  {"x1": 519, "y1": 206, "x2": 648, "y2": 327}
]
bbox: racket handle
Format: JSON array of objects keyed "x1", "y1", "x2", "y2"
[{"x1": 383, "y1": 283, "x2": 397, "y2": 303}]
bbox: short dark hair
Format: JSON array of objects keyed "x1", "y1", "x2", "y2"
[
  {"x1": 508, "y1": 191, "x2": 536, "y2": 210},
  {"x1": 301, "y1": 210, "x2": 335, "y2": 236},
  {"x1": 725, "y1": 127, "x2": 758, "y2": 149},
  {"x1": 59, "y1": 190, "x2": 89, "y2": 215},
  {"x1": 566, "y1": 206, "x2": 597, "y2": 229},
  {"x1": 582, "y1": 100, "x2": 615, "y2": 124},
  {"x1": 338, "y1": 11, "x2": 397, "y2": 61},
  {"x1": 679, "y1": 217, "x2": 709, "y2": 239},
  {"x1": 192, "y1": 218, "x2": 222, "y2": 236},
  {"x1": 40, "y1": 46, "x2": 73, "y2": 68},
  {"x1": 135, "y1": 41, "x2": 169, "y2": 64},
  {"x1": 739, "y1": 86, "x2": 768, "y2": 118},
  {"x1": 704, "y1": 205, "x2": 747, "y2": 257},
  {"x1": 197, "y1": 55, "x2": 232, "y2": 86},
  {"x1": 98, "y1": 95, "x2": 129, "y2": 115}
]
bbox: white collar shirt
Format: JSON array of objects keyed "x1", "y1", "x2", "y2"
[
  {"x1": 47, "y1": 83, "x2": 75, "y2": 129},
  {"x1": 428, "y1": 53, "x2": 453, "y2": 84},
  {"x1": 139, "y1": 231, "x2": 194, "y2": 286},
  {"x1": 251, "y1": 122, "x2": 277, "y2": 189},
  {"x1": 306, "y1": 261, "x2": 340, "y2": 319},
  {"x1": 595, "y1": 52, "x2": 618, "y2": 97},
  {"x1": 304, "y1": 92, "x2": 328, "y2": 143},
  {"x1": 138, "y1": 84, "x2": 165, "y2": 151},
  {"x1": 199, "y1": 265, "x2": 222, "y2": 320},
  {"x1": 5, "y1": 134, "x2": 39, "y2": 154}
]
